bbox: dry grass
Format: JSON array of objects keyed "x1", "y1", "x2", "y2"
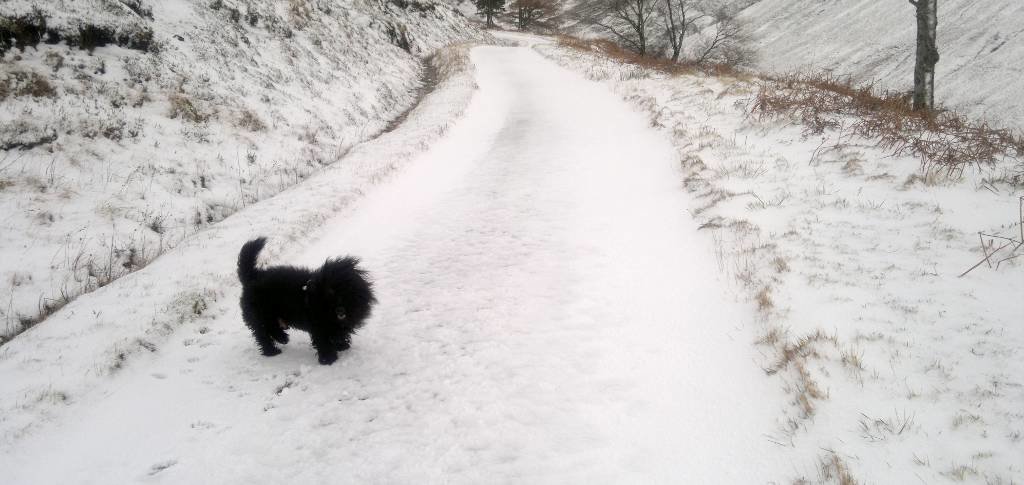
[
  {"x1": 952, "y1": 411, "x2": 983, "y2": 429},
  {"x1": 237, "y1": 109, "x2": 267, "y2": 132},
  {"x1": 943, "y1": 464, "x2": 979, "y2": 482},
  {"x1": 771, "y1": 256, "x2": 790, "y2": 273},
  {"x1": 755, "y1": 286, "x2": 773, "y2": 312},
  {"x1": 0, "y1": 70, "x2": 56, "y2": 101},
  {"x1": 840, "y1": 347, "x2": 865, "y2": 372},
  {"x1": 757, "y1": 325, "x2": 785, "y2": 346},
  {"x1": 819, "y1": 452, "x2": 860, "y2": 485},
  {"x1": 764, "y1": 329, "x2": 839, "y2": 418},
  {"x1": 1, "y1": 233, "x2": 167, "y2": 347},
  {"x1": 555, "y1": 35, "x2": 745, "y2": 79},
  {"x1": 168, "y1": 93, "x2": 212, "y2": 123},
  {"x1": 750, "y1": 73, "x2": 1024, "y2": 176}
]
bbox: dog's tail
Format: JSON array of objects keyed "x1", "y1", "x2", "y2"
[{"x1": 237, "y1": 237, "x2": 267, "y2": 284}]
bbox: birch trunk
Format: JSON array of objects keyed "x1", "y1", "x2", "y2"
[{"x1": 910, "y1": 0, "x2": 939, "y2": 111}]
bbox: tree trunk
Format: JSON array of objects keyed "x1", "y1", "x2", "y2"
[
  {"x1": 910, "y1": 0, "x2": 939, "y2": 111},
  {"x1": 671, "y1": 5, "x2": 685, "y2": 62}
]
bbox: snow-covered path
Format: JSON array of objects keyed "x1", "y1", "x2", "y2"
[{"x1": 4, "y1": 44, "x2": 785, "y2": 483}]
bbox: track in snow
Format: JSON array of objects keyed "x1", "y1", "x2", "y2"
[{"x1": 5, "y1": 42, "x2": 786, "y2": 483}]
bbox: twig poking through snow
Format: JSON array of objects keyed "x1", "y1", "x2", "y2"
[{"x1": 960, "y1": 196, "x2": 1024, "y2": 277}]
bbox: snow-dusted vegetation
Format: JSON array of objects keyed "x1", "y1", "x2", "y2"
[
  {"x1": 739, "y1": 0, "x2": 1024, "y2": 131},
  {"x1": 537, "y1": 37, "x2": 1022, "y2": 484},
  {"x1": 0, "y1": 0, "x2": 487, "y2": 342},
  {"x1": 559, "y1": 0, "x2": 1024, "y2": 131},
  {"x1": 2, "y1": 0, "x2": 1022, "y2": 482},
  {"x1": 0, "y1": 38, "x2": 484, "y2": 462}
]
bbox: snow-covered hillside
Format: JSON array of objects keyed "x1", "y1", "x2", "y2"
[
  {"x1": 739, "y1": 0, "x2": 1024, "y2": 130},
  {"x1": 537, "y1": 37, "x2": 1023, "y2": 484},
  {"x1": 0, "y1": 0, "x2": 487, "y2": 342},
  {"x1": 553, "y1": 0, "x2": 1022, "y2": 130}
]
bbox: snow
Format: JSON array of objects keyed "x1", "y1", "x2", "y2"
[
  {"x1": 738, "y1": 0, "x2": 1024, "y2": 131},
  {"x1": 0, "y1": 0, "x2": 488, "y2": 340},
  {"x1": 0, "y1": 38, "x2": 482, "y2": 469},
  {"x1": 557, "y1": 0, "x2": 1024, "y2": 131},
  {"x1": 1, "y1": 38, "x2": 792, "y2": 482},
  {"x1": 536, "y1": 37, "x2": 1023, "y2": 483}
]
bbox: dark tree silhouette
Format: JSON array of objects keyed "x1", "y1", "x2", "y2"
[
  {"x1": 475, "y1": 0, "x2": 507, "y2": 28},
  {"x1": 660, "y1": 0, "x2": 705, "y2": 62},
  {"x1": 594, "y1": 0, "x2": 659, "y2": 56}
]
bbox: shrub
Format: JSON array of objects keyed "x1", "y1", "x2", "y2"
[
  {"x1": 0, "y1": 8, "x2": 57, "y2": 54},
  {"x1": 750, "y1": 73, "x2": 1024, "y2": 175},
  {"x1": 245, "y1": 7, "x2": 260, "y2": 26},
  {"x1": 0, "y1": 70, "x2": 56, "y2": 100},
  {"x1": 237, "y1": 109, "x2": 267, "y2": 132},
  {"x1": 168, "y1": 93, "x2": 212, "y2": 123},
  {"x1": 385, "y1": 22, "x2": 412, "y2": 52}
]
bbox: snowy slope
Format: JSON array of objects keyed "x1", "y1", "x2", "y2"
[
  {"x1": 3, "y1": 39, "x2": 790, "y2": 483},
  {"x1": 0, "y1": 0, "x2": 487, "y2": 341},
  {"x1": 0, "y1": 39, "x2": 483, "y2": 464},
  {"x1": 739, "y1": 0, "x2": 1024, "y2": 130},
  {"x1": 537, "y1": 38, "x2": 1023, "y2": 484}
]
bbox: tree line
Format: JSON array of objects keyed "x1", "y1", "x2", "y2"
[{"x1": 474, "y1": 0, "x2": 940, "y2": 112}]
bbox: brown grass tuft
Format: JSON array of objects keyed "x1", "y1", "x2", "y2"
[
  {"x1": 237, "y1": 109, "x2": 267, "y2": 132},
  {"x1": 755, "y1": 286, "x2": 773, "y2": 312},
  {"x1": 819, "y1": 452, "x2": 860, "y2": 485},
  {"x1": 750, "y1": 73, "x2": 1024, "y2": 176},
  {"x1": 168, "y1": 93, "x2": 211, "y2": 123},
  {"x1": 771, "y1": 256, "x2": 790, "y2": 273},
  {"x1": 0, "y1": 70, "x2": 56, "y2": 100}
]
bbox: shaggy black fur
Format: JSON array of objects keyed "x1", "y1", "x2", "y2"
[{"x1": 237, "y1": 237, "x2": 376, "y2": 365}]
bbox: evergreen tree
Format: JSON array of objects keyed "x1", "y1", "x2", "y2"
[{"x1": 475, "y1": 0, "x2": 506, "y2": 28}]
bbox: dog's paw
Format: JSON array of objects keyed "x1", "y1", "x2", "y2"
[
  {"x1": 333, "y1": 340, "x2": 350, "y2": 351},
  {"x1": 317, "y1": 352, "x2": 338, "y2": 365},
  {"x1": 274, "y1": 333, "x2": 290, "y2": 345},
  {"x1": 262, "y1": 347, "x2": 282, "y2": 357}
]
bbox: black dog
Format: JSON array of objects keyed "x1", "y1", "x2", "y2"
[{"x1": 237, "y1": 237, "x2": 376, "y2": 365}]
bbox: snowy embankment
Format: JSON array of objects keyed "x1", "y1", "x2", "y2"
[
  {"x1": 0, "y1": 0, "x2": 487, "y2": 340},
  {"x1": 536, "y1": 40, "x2": 1023, "y2": 483},
  {"x1": 0, "y1": 39, "x2": 482, "y2": 452},
  {"x1": 738, "y1": 0, "x2": 1024, "y2": 131}
]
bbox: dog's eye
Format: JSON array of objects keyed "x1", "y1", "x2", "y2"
[{"x1": 336, "y1": 307, "x2": 347, "y2": 320}]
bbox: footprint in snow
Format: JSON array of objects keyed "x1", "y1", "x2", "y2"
[{"x1": 147, "y1": 459, "x2": 177, "y2": 476}]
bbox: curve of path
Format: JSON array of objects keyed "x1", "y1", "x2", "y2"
[{"x1": 4, "y1": 42, "x2": 786, "y2": 484}]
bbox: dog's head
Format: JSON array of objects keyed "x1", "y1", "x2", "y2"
[{"x1": 303, "y1": 257, "x2": 375, "y2": 328}]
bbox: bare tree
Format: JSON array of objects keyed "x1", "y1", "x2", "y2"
[
  {"x1": 693, "y1": 8, "x2": 745, "y2": 65},
  {"x1": 909, "y1": 0, "x2": 938, "y2": 111},
  {"x1": 594, "y1": 0, "x2": 659, "y2": 56},
  {"x1": 660, "y1": 0, "x2": 706, "y2": 62},
  {"x1": 513, "y1": 0, "x2": 556, "y2": 30}
]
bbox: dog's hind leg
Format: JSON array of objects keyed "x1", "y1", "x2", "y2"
[
  {"x1": 243, "y1": 311, "x2": 282, "y2": 357},
  {"x1": 254, "y1": 331, "x2": 282, "y2": 356}
]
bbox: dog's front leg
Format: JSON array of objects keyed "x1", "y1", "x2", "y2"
[
  {"x1": 310, "y1": 330, "x2": 338, "y2": 365},
  {"x1": 331, "y1": 331, "x2": 351, "y2": 351},
  {"x1": 270, "y1": 320, "x2": 290, "y2": 345}
]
